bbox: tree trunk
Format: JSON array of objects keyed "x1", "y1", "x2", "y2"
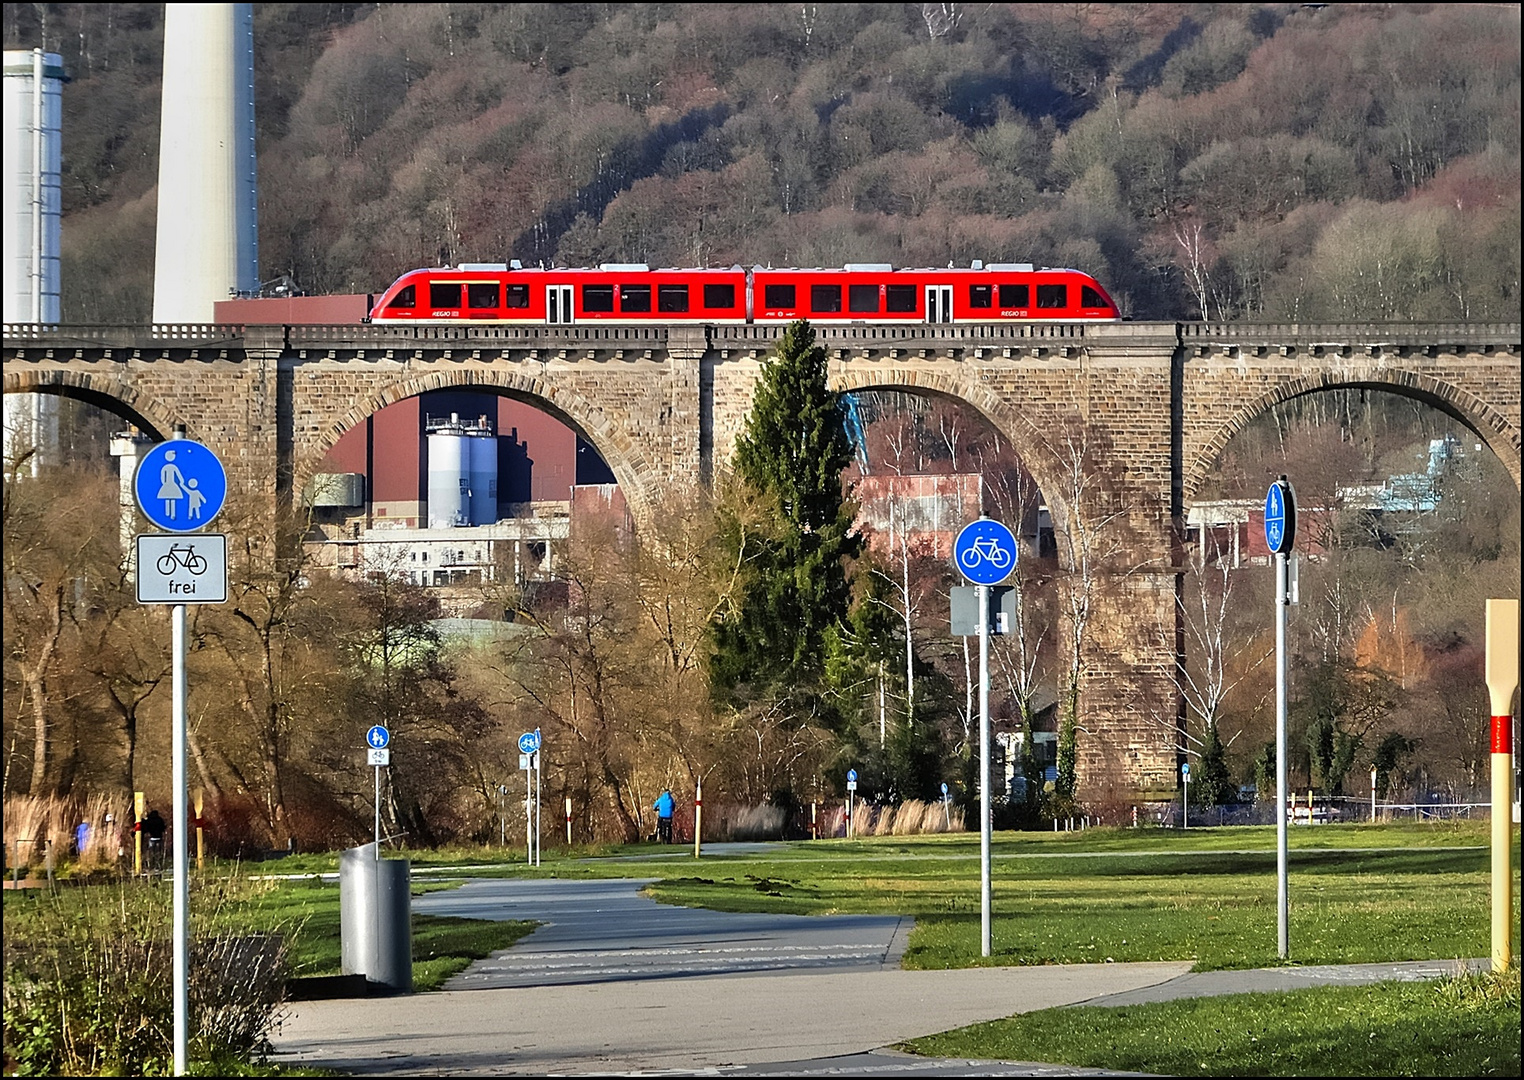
[{"x1": 25, "y1": 584, "x2": 66, "y2": 795}]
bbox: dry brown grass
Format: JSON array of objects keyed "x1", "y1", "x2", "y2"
[{"x1": 3, "y1": 793, "x2": 131, "y2": 872}]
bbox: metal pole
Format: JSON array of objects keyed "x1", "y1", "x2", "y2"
[
  {"x1": 374, "y1": 765, "x2": 381, "y2": 853},
  {"x1": 1183, "y1": 772, "x2": 1188, "y2": 830},
  {"x1": 534, "y1": 752, "x2": 541, "y2": 866},
  {"x1": 979, "y1": 582, "x2": 992, "y2": 959},
  {"x1": 1275, "y1": 551, "x2": 1289, "y2": 960},
  {"x1": 172, "y1": 602, "x2": 188, "y2": 1076},
  {"x1": 525, "y1": 760, "x2": 532, "y2": 863}
]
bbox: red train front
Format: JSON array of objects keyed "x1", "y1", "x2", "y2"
[{"x1": 368, "y1": 262, "x2": 1119, "y2": 325}]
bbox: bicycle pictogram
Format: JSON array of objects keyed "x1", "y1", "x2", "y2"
[
  {"x1": 156, "y1": 543, "x2": 208, "y2": 576},
  {"x1": 958, "y1": 536, "x2": 1012, "y2": 571}
]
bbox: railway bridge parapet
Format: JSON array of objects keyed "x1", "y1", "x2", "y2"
[{"x1": 4, "y1": 319, "x2": 1519, "y2": 795}]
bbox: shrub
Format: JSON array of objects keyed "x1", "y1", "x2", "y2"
[{"x1": 2, "y1": 874, "x2": 292, "y2": 1075}]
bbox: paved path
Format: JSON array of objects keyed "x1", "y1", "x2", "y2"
[
  {"x1": 414, "y1": 877, "x2": 910, "y2": 987},
  {"x1": 269, "y1": 875, "x2": 1487, "y2": 1077}
]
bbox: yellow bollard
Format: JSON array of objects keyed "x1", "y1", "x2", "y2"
[
  {"x1": 693, "y1": 778, "x2": 703, "y2": 859},
  {"x1": 134, "y1": 791, "x2": 145, "y2": 876},
  {"x1": 1485, "y1": 599, "x2": 1519, "y2": 973},
  {"x1": 194, "y1": 788, "x2": 205, "y2": 872}
]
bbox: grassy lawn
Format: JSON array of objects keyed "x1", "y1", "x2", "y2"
[{"x1": 900, "y1": 966, "x2": 1522, "y2": 1076}]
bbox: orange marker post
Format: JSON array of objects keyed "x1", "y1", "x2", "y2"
[
  {"x1": 134, "y1": 791, "x2": 145, "y2": 877},
  {"x1": 693, "y1": 778, "x2": 703, "y2": 859},
  {"x1": 1485, "y1": 599, "x2": 1519, "y2": 972},
  {"x1": 194, "y1": 788, "x2": 205, "y2": 872}
]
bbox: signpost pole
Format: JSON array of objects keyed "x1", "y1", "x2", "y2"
[
  {"x1": 1276, "y1": 547, "x2": 1289, "y2": 958},
  {"x1": 693, "y1": 777, "x2": 703, "y2": 859},
  {"x1": 171, "y1": 601, "x2": 188, "y2": 1077},
  {"x1": 534, "y1": 750, "x2": 542, "y2": 867},
  {"x1": 374, "y1": 763, "x2": 381, "y2": 853},
  {"x1": 1182, "y1": 764, "x2": 1189, "y2": 830},
  {"x1": 979, "y1": 581, "x2": 992, "y2": 959}
]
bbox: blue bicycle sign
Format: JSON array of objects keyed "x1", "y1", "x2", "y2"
[{"x1": 954, "y1": 519, "x2": 1017, "y2": 586}]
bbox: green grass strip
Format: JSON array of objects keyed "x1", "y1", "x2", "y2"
[{"x1": 900, "y1": 967, "x2": 1522, "y2": 1076}]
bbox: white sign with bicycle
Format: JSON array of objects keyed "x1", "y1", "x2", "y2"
[{"x1": 136, "y1": 534, "x2": 227, "y2": 604}]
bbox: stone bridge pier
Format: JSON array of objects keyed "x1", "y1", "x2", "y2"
[{"x1": 4, "y1": 319, "x2": 1519, "y2": 798}]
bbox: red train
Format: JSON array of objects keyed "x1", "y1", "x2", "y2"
[{"x1": 366, "y1": 262, "x2": 1120, "y2": 325}]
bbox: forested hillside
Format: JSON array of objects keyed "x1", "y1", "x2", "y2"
[{"x1": 3, "y1": 2, "x2": 1519, "y2": 324}]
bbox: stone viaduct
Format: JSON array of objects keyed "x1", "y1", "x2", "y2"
[{"x1": 4, "y1": 319, "x2": 1520, "y2": 795}]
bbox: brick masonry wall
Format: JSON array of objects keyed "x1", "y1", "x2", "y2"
[{"x1": 5, "y1": 321, "x2": 1518, "y2": 799}]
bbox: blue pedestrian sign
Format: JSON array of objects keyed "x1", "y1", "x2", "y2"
[
  {"x1": 954, "y1": 518, "x2": 1017, "y2": 586},
  {"x1": 519, "y1": 731, "x2": 541, "y2": 754},
  {"x1": 847, "y1": 769, "x2": 858, "y2": 783},
  {"x1": 134, "y1": 439, "x2": 227, "y2": 532},
  {"x1": 366, "y1": 725, "x2": 390, "y2": 749},
  {"x1": 941, "y1": 782, "x2": 949, "y2": 796},
  {"x1": 1264, "y1": 477, "x2": 1296, "y2": 555},
  {"x1": 1181, "y1": 762, "x2": 1190, "y2": 778}
]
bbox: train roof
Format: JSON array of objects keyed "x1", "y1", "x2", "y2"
[{"x1": 420, "y1": 262, "x2": 1093, "y2": 275}]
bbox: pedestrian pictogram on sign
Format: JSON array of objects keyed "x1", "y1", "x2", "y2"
[{"x1": 134, "y1": 439, "x2": 228, "y2": 532}]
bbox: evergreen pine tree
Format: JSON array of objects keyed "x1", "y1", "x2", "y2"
[{"x1": 710, "y1": 321, "x2": 863, "y2": 706}]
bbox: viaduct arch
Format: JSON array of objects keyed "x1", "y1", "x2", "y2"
[{"x1": 5, "y1": 319, "x2": 1519, "y2": 795}]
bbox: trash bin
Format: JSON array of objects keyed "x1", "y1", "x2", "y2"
[{"x1": 339, "y1": 842, "x2": 412, "y2": 993}]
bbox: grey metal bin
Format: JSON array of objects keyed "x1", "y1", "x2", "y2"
[{"x1": 339, "y1": 842, "x2": 413, "y2": 993}]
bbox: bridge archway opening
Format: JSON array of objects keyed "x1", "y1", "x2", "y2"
[
  {"x1": 2, "y1": 380, "x2": 168, "y2": 476},
  {"x1": 304, "y1": 385, "x2": 629, "y2": 602},
  {"x1": 1185, "y1": 384, "x2": 1519, "y2": 810}
]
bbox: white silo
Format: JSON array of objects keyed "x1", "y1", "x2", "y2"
[
  {"x1": 427, "y1": 415, "x2": 471, "y2": 529},
  {"x1": 151, "y1": 3, "x2": 258, "y2": 324},
  {"x1": 2, "y1": 48, "x2": 63, "y2": 474},
  {"x1": 467, "y1": 416, "x2": 499, "y2": 526}
]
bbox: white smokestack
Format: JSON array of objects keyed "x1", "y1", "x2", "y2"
[
  {"x1": 152, "y1": 3, "x2": 257, "y2": 324},
  {"x1": 3, "y1": 48, "x2": 63, "y2": 474}
]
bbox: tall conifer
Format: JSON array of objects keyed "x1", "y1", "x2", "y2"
[{"x1": 710, "y1": 321, "x2": 863, "y2": 706}]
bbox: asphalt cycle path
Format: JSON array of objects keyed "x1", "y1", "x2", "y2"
[{"x1": 269, "y1": 866, "x2": 1488, "y2": 1077}]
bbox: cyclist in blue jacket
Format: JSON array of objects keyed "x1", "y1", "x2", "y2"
[{"x1": 653, "y1": 789, "x2": 675, "y2": 843}]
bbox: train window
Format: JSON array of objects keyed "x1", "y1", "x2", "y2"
[
  {"x1": 811, "y1": 284, "x2": 842, "y2": 312},
  {"x1": 385, "y1": 285, "x2": 416, "y2": 309},
  {"x1": 582, "y1": 285, "x2": 615, "y2": 313},
  {"x1": 886, "y1": 284, "x2": 916, "y2": 313},
  {"x1": 504, "y1": 284, "x2": 530, "y2": 308},
  {"x1": 467, "y1": 284, "x2": 499, "y2": 309},
  {"x1": 763, "y1": 283, "x2": 795, "y2": 308},
  {"x1": 429, "y1": 283, "x2": 462, "y2": 309},
  {"x1": 621, "y1": 284, "x2": 651, "y2": 312},
  {"x1": 703, "y1": 283, "x2": 736, "y2": 309},
  {"x1": 1081, "y1": 285, "x2": 1108, "y2": 308},
  {"x1": 848, "y1": 284, "x2": 879, "y2": 313},
  {"x1": 658, "y1": 284, "x2": 689, "y2": 312},
  {"x1": 1036, "y1": 284, "x2": 1067, "y2": 308},
  {"x1": 968, "y1": 285, "x2": 992, "y2": 309},
  {"x1": 998, "y1": 284, "x2": 1029, "y2": 308}
]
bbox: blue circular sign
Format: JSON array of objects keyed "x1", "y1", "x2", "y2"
[
  {"x1": 366, "y1": 725, "x2": 390, "y2": 749},
  {"x1": 1264, "y1": 479, "x2": 1296, "y2": 555},
  {"x1": 941, "y1": 782, "x2": 949, "y2": 796},
  {"x1": 953, "y1": 518, "x2": 1017, "y2": 585},
  {"x1": 519, "y1": 731, "x2": 541, "y2": 754},
  {"x1": 847, "y1": 769, "x2": 858, "y2": 783},
  {"x1": 134, "y1": 439, "x2": 227, "y2": 532}
]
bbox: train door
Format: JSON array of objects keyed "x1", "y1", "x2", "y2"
[
  {"x1": 546, "y1": 285, "x2": 574, "y2": 325},
  {"x1": 925, "y1": 285, "x2": 953, "y2": 323}
]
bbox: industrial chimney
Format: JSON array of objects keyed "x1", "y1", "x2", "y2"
[
  {"x1": 151, "y1": 3, "x2": 258, "y2": 324},
  {"x1": 2, "y1": 47, "x2": 64, "y2": 474}
]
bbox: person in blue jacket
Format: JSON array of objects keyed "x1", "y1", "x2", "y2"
[{"x1": 653, "y1": 789, "x2": 675, "y2": 843}]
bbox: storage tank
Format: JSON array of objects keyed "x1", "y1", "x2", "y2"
[
  {"x1": 151, "y1": 3, "x2": 258, "y2": 323},
  {"x1": 467, "y1": 417, "x2": 499, "y2": 526},
  {"x1": 3, "y1": 48, "x2": 63, "y2": 474},
  {"x1": 426, "y1": 415, "x2": 470, "y2": 529}
]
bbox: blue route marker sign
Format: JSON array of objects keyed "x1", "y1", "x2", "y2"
[
  {"x1": 519, "y1": 731, "x2": 541, "y2": 754},
  {"x1": 366, "y1": 725, "x2": 390, "y2": 749},
  {"x1": 954, "y1": 518, "x2": 1017, "y2": 586},
  {"x1": 134, "y1": 439, "x2": 227, "y2": 532},
  {"x1": 1264, "y1": 477, "x2": 1296, "y2": 555}
]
